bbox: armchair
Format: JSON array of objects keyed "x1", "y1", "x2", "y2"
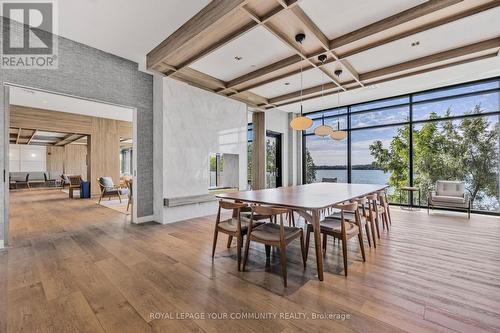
[
  {"x1": 427, "y1": 180, "x2": 471, "y2": 218},
  {"x1": 97, "y1": 177, "x2": 128, "y2": 204}
]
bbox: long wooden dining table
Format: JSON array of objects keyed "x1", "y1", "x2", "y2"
[{"x1": 216, "y1": 182, "x2": 388, "y2": 281}]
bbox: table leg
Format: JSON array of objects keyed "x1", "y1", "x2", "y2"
[{"x1": 312, "y1": 209, "x2": 324, "y2": 281}]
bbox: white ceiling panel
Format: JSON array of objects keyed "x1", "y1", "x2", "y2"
[
  {"x1": 347, "y1": 7, "x2": 500, "y2": 73},
  {"x1": 10, "y1": 87, "x2": 133, "y2": 122},
  {"x1": 249, "y1": 66, "x2": 332, "y2": 99},
  {"x1": 298, "y1": 0, "x2": 426, "y2": 40},
  {"x1": 275, "y1": 55, "x2": 500, "y2": 114},
  {"x1": 190, "y1": 26, "x2": 295, "y2": 82}
]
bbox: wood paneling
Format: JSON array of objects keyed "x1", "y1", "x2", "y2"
[
  {"x1": 251, "y1": 112, "x2": 265, "y2": 190},
  {"x1": 64, "y1": 145, "x2": 88, "y2": 181},
  {"x1": 10, "y1": 105, "x2": 92, "y2": 134},
  {"x1": 10, "y1": 105, "x2": 131, "y2": 195},
  {"x1": 46, "y1": 146, "x2": 64, "y2": 176},
  {"x1": 6, "y1": 189, "x2": 500, "y2": 333},
  {"x1": 89, "y1": 118, "x2": 120, "y2": 195}
]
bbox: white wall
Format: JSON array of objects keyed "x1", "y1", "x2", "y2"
[
  {"x1": 154, "y1": 77, "x2": 248, "y2": 224},
  {"x1": 9, "y1": 144, "x2": 46, "y2": 172}
]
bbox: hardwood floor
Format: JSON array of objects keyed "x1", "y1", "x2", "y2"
[{"x1": 1, "y1": 189, "x2": 500, "y2": 332}]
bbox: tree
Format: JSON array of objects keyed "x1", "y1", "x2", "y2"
[
  {"x1": 369, "y1": 105, "x2": 499, "y2": 209},
  {"x1": 305, "y1": 148, "x2": 317, "y2": 184}
]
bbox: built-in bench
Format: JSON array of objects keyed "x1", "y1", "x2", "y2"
[{"x1": 164, "y1": 194, "x2": 217, "y2": 207}]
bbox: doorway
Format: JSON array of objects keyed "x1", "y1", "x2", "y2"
[
  {"x1": 266, "y1": 130, "x2": 282, "y2": 188},
  {"x1": 2, "y1": 84, "x2": 138, "y2": 246}
]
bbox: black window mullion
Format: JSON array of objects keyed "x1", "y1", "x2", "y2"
[{"x1": 347, "y1": 105, "x2": 352, "y2": 183}]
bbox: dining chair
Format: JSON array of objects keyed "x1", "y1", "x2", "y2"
[
  {"x1": 377, "y1": 190, "x2": 392, "y2": 226},
  {"x1": 305, "y1": 201, "x2": 366, "y2": 276},
  {"x1": 242, "y1": 205, "x2": 306, "y2": 287},
  {"x1": 212, "y1": 200, "x2": 262, "y2": 271},
  {"x1": 325, "y1": 197, "x2": 374, "y2": 248},
  {"x1": 126, "y1": 179, "x2": 133, "y2": 212}
]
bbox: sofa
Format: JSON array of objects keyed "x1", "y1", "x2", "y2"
[
  {"x1": 428, "y1": 180, "x2": 471, "y2": 218},
  {"x1": 9, "y1": 172, "x2": 29, "y2": 189}
]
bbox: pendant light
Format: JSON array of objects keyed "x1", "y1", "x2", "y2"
[
  {"x1": 314, "y1": 54, "x2": 333, "y2": 137},
  {"x1": 290, "y1": 33, "x2": 313, "y2": 131},
  {"x1": 330, "y1": 69, "x2": 348, "y2": 141}
]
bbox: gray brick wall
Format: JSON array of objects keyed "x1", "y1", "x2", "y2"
[{"x1": 0, "y1": 17, "x2": 153, "y2": 243}]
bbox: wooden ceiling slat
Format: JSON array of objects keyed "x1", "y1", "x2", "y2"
[
  {"x1": 27, "y1": 129, "x2": 37, "y2": 145},
  {"x1": 267, "y1": 37, "x2": 500, "y2": 105},
  {"x1": 147, "y1": 0, "x2": 248, "y2": 68},
  {"x1": 219, "y1": 0, "x2": 468, "y2": 95},
  {"x1": 339, "y1": 0, "x2": 500, "y2": 59},
  {"x1": 329, "y1": 0, "x2": 463, "y2": 49}
]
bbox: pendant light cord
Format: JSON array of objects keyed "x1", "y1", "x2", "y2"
[{"x1": 299, "y1": 44, "x2": 304, "y2": 115}]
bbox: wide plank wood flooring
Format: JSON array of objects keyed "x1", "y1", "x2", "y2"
[{"x1": 1, "y1": 189, "x2": 500, "y2": 332}]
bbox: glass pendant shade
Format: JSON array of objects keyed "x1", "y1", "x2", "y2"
[
  {"x1": 314, "y1": 115, "x2": 333, "y2": 136},
  {"x1": 290, "y1": 115, "x2": 313, "y2": 131},
  {"x1": 330, "y1": 130, "x2": 347, "y2": 140}
]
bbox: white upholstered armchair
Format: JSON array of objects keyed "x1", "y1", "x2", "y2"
[{"x1": 427, "y1": 180, "x2": 471, "y2": 218}]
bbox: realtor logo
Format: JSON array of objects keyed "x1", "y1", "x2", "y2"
[{"x1": 1, "y1": 0, "x2": 58, "y2": 69}]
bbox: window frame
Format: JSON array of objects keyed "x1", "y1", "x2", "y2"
[{"x1": 302, "y1": 76, "x2": 500, "y2": 215}]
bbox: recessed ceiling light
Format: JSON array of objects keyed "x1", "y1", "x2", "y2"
[
  {"x1": 234, "y1": 56, "x2": 242, "y2": 61},
  {"x1": 411, "y1": 41, "x2": 420, "y2": 47},
  {"x1": 284, "y1": 82, "x2": 290, "y2": 86}
]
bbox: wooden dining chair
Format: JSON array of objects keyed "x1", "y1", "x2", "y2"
[
  {"x1": 325, "y1": 197, "x2": 374, "y2": 248},
  {"x1": 242, "y1": 205, "x2": 306, "y2": 287},
  {"x1": 366, "y1": 193, "x2": 390, "y2": 238},
  {"x1": 212, "y1": 200, "x2": 262, "y2": 271},
  {"x1": 305, "y1": 201, "x2": 366, "y2": 276},
  {"x1": 377, "y1": 190, "x2": 392, "y2": 226}
]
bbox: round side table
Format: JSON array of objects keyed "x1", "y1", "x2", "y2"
[{"x1": 399, "y1": 186, "x2": 421, "y2": 210}]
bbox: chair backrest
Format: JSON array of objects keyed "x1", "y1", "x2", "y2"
[
  {"x1": 68, "y1": 175, "x2": 82, "y2": 186},
  {"x1": 322, "y1": 177, "x2": 338, "y2": 183},
  {"x1": 126, "y1": 180, "x2": 133, "y2": 199},
  {"x1": 251, "y1": 205, "x2": 288, "y2": 217},
  {"x1": 98, "y1": 176, "x2": 114, "y2": 189},
  {"x1": 27, "y1": 172, "x2": 45, "y2": 181},
  {"x1": 436, "y1": 180, "x2": 465, "y2": 197},
  {"x1": 218, "y1": 200, "x2": 247, "y2": 211},
  {"x1": 334, "y1": 201, "x2": 358, "y2": 212}
]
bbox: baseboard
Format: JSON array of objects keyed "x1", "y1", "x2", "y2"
[{"x1": 135, "y1": 215, "x2": 155, "y2": 224}]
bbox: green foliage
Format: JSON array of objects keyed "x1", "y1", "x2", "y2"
[
  {"x1": 369, "y1": 105, "x2": 499, "y2": 209},
  {"x1": 305, "y1": 148, "x2": 317, "y2": 184}
]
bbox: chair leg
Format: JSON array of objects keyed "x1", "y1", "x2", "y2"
[
  {"x1": 358, "y1": 232, "x2": 366, "y2": 262},
  {"x1": 236, "y1": 235, "x2": 242, "y2": 271},
  {"x1": 265, "y1": 245, "x2": 271, "y2": 258},
  {"x1": 386, "y1": 206, "x2": 392, "y2": 225},
  {"x1": 304, "y1": 227, "x2": 310, "y2": 260},
  {"x1": 364, "y1": 223, "x2": 372, "y2": 248},
  {"x1": 279, "y1": 242, "x2": 288, "y2": 287},
  {"x1": 211, "y1": 228, "x2": 219, "y2": 258},
  {"x1": 226, "y1": 235, "x2": 233, "y2": 248},
  {"x1": 322, "y1": 233, "x2": 327, "y2": 253},
  {"x1": 127, "y1": 199, "x2": 131, "y2": 211},
  {"x1": 117, "y1": 193, "x2": 122, "y2": 203},
  {"x1": 242, "y1": 234, "x2": 251, "y2": 271},
  {"x1": 299, "y1": 232, "x2": 306, "y2": 268},
  {"x1": 370, "y1": 218, "x2": 377, "y2": 248},
  {"x1": 98, "y1": 192, "x2": 103, "y2": 204},
  {"x1": 341, "y1": 235, "x2": 348, "y2": 276},
  {"x1": 375, "y1": 215, "x2": 381, "y2": 239}
]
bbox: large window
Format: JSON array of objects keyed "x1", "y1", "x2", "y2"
[{"x1": 303, "y1": 77, "x2": 500, "y2": 213}]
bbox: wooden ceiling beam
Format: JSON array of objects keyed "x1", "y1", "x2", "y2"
[
  {"x1": 228, "y1": 0, "x2": 466, "y2": 93},
  {"x1": 16, "y1": 128, "x2": 21, "y2": 144},
  {"x1": 54, "y1": 133, "x2": 78, "y2": 146},
  {"x1": 147, "y1": 0, "x2": 248, "y2": 69},
  {"x1": 360, "y1": 37, "x2": 500, "y2": 81},
  {"x1": 273, "y1": 52, "x2": 498, "y2": 109},
  {"x1": 329, "y1": 0, "x2": 463, "y2": 49},
  {"x1": 26, "y1": 129, "x2": 37, "y2": 145},
  {"x1": 266, "y1": 37, "x2": 500, "y2": 106},
  {"x1": 339, "y1": 0, "x2": 500, "y2": 59},
  {"x1": 241, "y1": 6, "x2": 345, "y2": 91},
  {"x1": 289, "y1": 5, "x2": 363, "y2": 86}
]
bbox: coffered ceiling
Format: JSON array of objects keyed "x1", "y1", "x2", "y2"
[{"x1": 147, "y1": 0, "x2": 500, "y2": 112}]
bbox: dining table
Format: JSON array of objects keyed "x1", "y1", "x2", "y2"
[{"x1": 216, "y1": 182, "x2": 388, "y2": 281}]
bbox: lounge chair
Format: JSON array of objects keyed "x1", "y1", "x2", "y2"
[
  {"x1": 428, "y1": 180, "x2": 471, "y2": 218},
  {"x1": 97, "y1": 177, "x2": 128, "y2": 204}
]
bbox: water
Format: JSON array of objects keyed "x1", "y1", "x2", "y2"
[{"x1": 314, "y1": 169, "x2": 390, "y2": 185}]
